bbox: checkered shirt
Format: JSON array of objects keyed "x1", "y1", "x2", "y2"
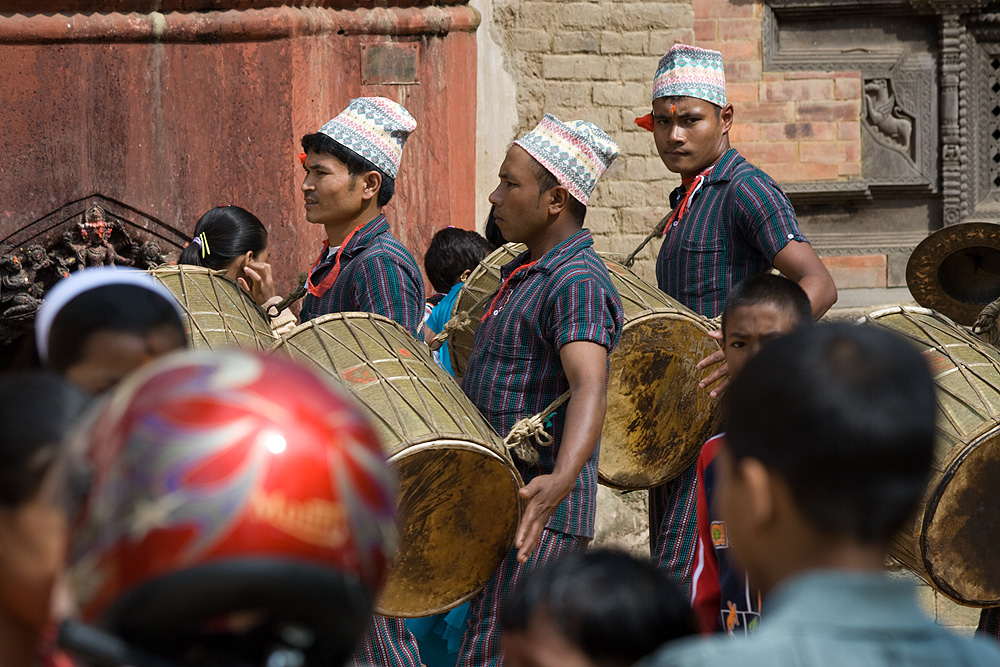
[
  {"x1": 300, "y1": 214, "x2": 424, "y2": 336},
  {"x1": 655, "y1": 148, "x2": 807, "y2": 318},
  {"x1": 461, "y1": 229, "x2": 624, "y2": 538}
]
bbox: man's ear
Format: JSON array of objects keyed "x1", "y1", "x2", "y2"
[
  {"x1": 546, "y1": 185, "x2": 572, "y2": 217},
  {"x1": 720, "y1": 103, "x2": 735, "y2": 135},
  {"x1": 739, "y1": 457, "x2": 776, "y2": 530},
  {"x1": 361, "y1": 171, "x2": 382, "y2": 202}
]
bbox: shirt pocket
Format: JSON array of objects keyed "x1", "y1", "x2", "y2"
[{"x1": 678, "y1": 237, "x2": 728, "y2": 307}]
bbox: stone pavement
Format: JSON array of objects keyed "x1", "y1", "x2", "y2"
[{"x1": 592, "y1": 283, "x2": 984, "y2": 637}]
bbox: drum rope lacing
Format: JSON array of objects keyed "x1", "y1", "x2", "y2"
[
  {"x1": 429, "y1": 289, "x2": 496, "y2": 351},
  {"x1": 503, "y1": 390, "x2": 571, "y2": 464}
]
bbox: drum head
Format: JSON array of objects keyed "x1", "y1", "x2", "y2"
[
  {"x1": 600, "y1": 311, "x2": 721, "y2": 490},
  {"x1": 380, "y1": 442, "x2": 522, "y2": 617},
  {"x1": 271, "y1": 313, "x2": 524, "y2": 616},
  {"x1": 922, "y1": 428, "x2": 1000, "y2": 606}
]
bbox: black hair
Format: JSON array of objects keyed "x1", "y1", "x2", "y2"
[
  {"x1": 178, "y1": 206, "x2": 268, "y2": 272},
  {"x1": 502, "y1": 549, "x2": 698, "y2": 666},
  {"x1": 301, "y1": 132, "x2": 396, "y2": 207},
  {"x1": 47, "y1": 284, "x2": 186, "y2": 373},
  {"x1": 424, "y1": 228, "x2": 492, "y2": 293},
  {"x1": 721, "y1": 273, "x2": 813, "y2": 337},
  {"x1": 525, "y1": 156, "x2": 588, "y2": 226},
  {"x1": 0, "y1": 372, "x2": 90, "y2": 507},
  {"x1": 484, "y1": 205, "x2": 505, "y2": 250},
  {"x1": 723, "y1": 323, "x2": 937, "y2": 544}
]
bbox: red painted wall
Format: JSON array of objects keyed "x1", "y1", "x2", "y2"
[{"x1": 0, "y1": 2, "x2": 479, "y2": 296}]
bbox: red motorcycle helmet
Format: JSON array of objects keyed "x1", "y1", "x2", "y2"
[{"x1": 64, "y1": 350, "x2": 397, "y2": 666}]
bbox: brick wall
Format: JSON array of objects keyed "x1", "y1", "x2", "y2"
[{"x1": 480, "y1": 0, "x2": 865, "y2": 285}]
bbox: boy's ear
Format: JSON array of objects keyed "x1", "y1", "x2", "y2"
[
  {"x1": 458, "y1": 268, "x2": 473, "y2": 282},
  {"x1": 739, "y1": 457, "x2": 776, "y2": 530}
]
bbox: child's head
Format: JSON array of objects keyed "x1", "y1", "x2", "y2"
[
  {"x1": 719, "y1": 324, "x2": 936, "y2": 591},
  {"x1": 721, "y1": 273, "x2": 812, "y2": 378},
  {"x1": 501, "y1": 549, "x2": 698, "y2": 667},
  {"x1": 35, "y1": 268, "x2": 187, "y2": 395},
  {"x1": 0, "y1": 372, "x2": 90, "y2": 639},
  {"x1": 424, "y1": 228, "x2": 492, "y2": 294},
  {"x1": 177, "y1": 205, "x2": 269, "y2": 280}
]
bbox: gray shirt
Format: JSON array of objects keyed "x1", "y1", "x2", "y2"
[{"x1": 640, "y1": 570, "x2": 1000, "y2": 667}]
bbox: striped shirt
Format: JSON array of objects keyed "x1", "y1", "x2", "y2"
[
  {"x1": 300, "y1": 214, "x2": 424, "y2": 336},
  {"x1": 461, "y1": 230, "x2": 624, "y2": 538},
  {"x1": 655, "y1": 148, "x2": 807, "y2": 318}
]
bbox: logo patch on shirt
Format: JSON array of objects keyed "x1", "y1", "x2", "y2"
[{"x1": 711, "y1": 521, "x2": 728, "y2": 548}]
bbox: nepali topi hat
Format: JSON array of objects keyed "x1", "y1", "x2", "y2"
[
  {"x1": 513, "y1": 114, "x2": 619, "y2": 205},
  {"x1": 653, "y1": 44, "x2": 727, "y2": 106},
  {"x1": 318, "y1": 97, "x2": 416, "y2": 179}
]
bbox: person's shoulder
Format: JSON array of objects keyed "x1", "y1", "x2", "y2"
[
  {"x1": 637, "y1": 633, "x2": 789, "y2": 667},
  {"x1": 725, "y1": 151, "x2": 784, "y2": 192},
  {"x1": 356, "y1": 234, "x2": 420, "y2": 271}
]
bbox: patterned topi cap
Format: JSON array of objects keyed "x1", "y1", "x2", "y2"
[
  {"x1": 513, "y1": 114, "x2": 619, "y2": 205},
  {"x1": 653, "y1": 44, "x2": 727, "y2": 106},
  {"x1": 317, "y1": 97, "x2": 416, "y2": 179}
]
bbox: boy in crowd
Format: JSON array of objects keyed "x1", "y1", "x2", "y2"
[
  {"x1": 689, "y1": 273, "x2": 813, "y2": 635},
  {"x1": 298, "y1": 97, "x2": 424, "y2": 337},
  {"x1": 423, "y1": 227, "x2": 492, "y2": 376},
  {"x1": 501, "y1": 549, "x2": 698, "y2": 667},
  {"x1": 642, "y1": 324, "x2": 1000, "y2": 666},
  {"x1": 458, "y1": 114, "x2": 624, "y2": 667}
]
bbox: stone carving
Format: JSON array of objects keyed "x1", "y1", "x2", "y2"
[
  {"x1": 864, "y1": 78, "x2": 915, "y2": 156},
  {"x1": 0, "y1": 203, "x2": 170, "y2": 344}
]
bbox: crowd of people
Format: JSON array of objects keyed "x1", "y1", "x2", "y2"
[{"x1": 3, "y1": 42, "x2": 1000, "y2": 667}]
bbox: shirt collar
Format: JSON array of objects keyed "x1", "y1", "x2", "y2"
[
  {"x1": 668, "y1": 148, "x2": 740, "y2": 205},
  {"x1": 341, "y1": 214, "x2": 389, "y2": 258},
  {"x1": 503, "y1": 229, "x2": 594, "y2": 279}
]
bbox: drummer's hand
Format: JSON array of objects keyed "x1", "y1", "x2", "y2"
[
  {"x1": 515, "y1": 474, "x2": 573, "y2": 563},
  {"x1": 696, "y1": 330, "x2": 729, "y2": 398},
  {"x1": 238, "y1": 260, "x2": 276, "y2": 307}
]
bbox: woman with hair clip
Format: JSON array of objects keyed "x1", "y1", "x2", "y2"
[{"x1": 178, "y1": 205, "x2": 296, "y2": 333}]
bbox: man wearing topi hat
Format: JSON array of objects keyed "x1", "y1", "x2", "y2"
[
  {"x1": 298, "y1": 96, "x2": 424, "y2": 337},
  {"x1": 634, "y1": 45, "x2": 837, "y2": 599},
  {"x1": 455, "y1": 114, "x2": 625, "y2": 666},
  {"x1": 299, "y1": 97, "x2": 426, "y2": 666}
]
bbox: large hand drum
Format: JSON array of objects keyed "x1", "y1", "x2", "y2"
[
  {"x1": 862, "y1": 306, "x2": 1000, "y2": 606},
  {"x1": 148, "y1": 265, "x2": 275, "y2": 351},
  {"x1": 447, "y1": 245, "x2": 721, "y2": 490},
  {"x1": 269, "y1": 313, "x2": 523, "y2": 617}
]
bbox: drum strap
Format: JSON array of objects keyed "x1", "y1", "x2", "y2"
[
  {"x1": 622, "y1": 166, "x2": 712, "y2": 268},
  {"x1": 306, "y1": 225, "x2": 362, "y2": 298},
  {"x1": 503, "y1": 390, "x2": 571, "y2": 464}
]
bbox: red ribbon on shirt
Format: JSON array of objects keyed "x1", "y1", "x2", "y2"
[
  {"x1": 662, "y1": 166, "x2": 713, "y2": 234},
  {"x1": 482, "y1": 260, "x2": 538, "y2": 323},
  {"x1": 306, "y1": 225, "x2": 362, "y2": 298}
]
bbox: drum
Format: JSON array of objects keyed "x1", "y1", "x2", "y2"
[
  {"x1": 861, "y1": 306, "x2": 1000, "y2": 606},
  {"x1": 447, "y1": 244, "x2": 721, "y2": 490},
  {"x1": 269, "y1": 313, "x2": 524, "y2": 617},
  {"x1": 148, "y1": 265, "x2": 275, "y2": 351}
]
